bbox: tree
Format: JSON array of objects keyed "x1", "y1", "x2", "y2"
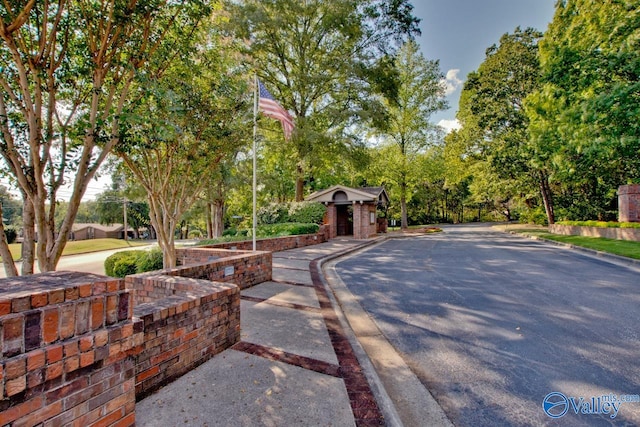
[
  {"x1": 0, "y1": 0, "x2": 211, "y2": 274},
  {"x1": 225, "y1": 0, "x2": 420, "y2": 201},
  {"x1": 96, "y1": 190, "x2": 124, "y2": 226},
  {"x1": 449, "y1": 28, "x2": 549, "y2": 222},
  {"x1": 372, "y1": 40, "x2": 447, "y2": 229},
  {"x1": 117, "y1": 22, "x2": 250, "y2": 268},
  {"x1": 526, "y1": 0, "x2": 640, "y2": 221},
  {"x1": 0, "y1": 185, "x2": 21, "y2": 225},
  {"x1": 0, "y1": 201, "x2": 17, "y2": 276}
]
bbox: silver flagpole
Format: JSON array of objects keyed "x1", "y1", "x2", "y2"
[{"x1": 252, "y1": 74, "x2": 258, "y2": 251}]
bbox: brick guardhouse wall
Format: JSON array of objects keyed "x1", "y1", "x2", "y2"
[{"x1": 1, "y1": 248, "x2": 272, "y2": 425}]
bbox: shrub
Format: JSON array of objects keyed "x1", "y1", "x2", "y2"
[
  {"x1": 258, "y1": 222, "x2": 319, "y2": 236},
  {"x1": 105, "y1": 249, "x2": 164, "y2": 278},
  {"x1": 113, "y1": 257, "x2": 139, "y2": 277},
  {"x1": 257, "y1": 203, "x2": 289, "y2": 225},
  {"x1": 3, "y1": 227, "x2": 17, "y2": 244},
  {"x1": 288, "y1": 202, "x2": 326, "y2": 225},
  {"x1": 557, "y1": 220, "x2": 640, "y2": 229},
  {"x1": 519, "y1": 207, "x2": 548, "y2": 225},
  {"x1": 108, "y1": 251, "x2": 141, "y2": 278},
  {"x1": 136, "y1": 248, "x2": 164, "y2": 273},
  {"x1": 196, "y1": 235, "x2": 248, "y2": 246},
  {"x1": 196, "y1": 222, "x2": 320, "y2": 246},
  {"x1": 222, "y1": 228, "x2": 237, "y2": 237}
]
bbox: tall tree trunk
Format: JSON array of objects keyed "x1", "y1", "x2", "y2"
[
  {"x1": 148, "y1": 201, "x2": 177, "y2": 269},
  {"x1": 400, "y1": 179, "x2": 408, "y2": 230},
  {"x1": 539, "y1": 170, "x2": 555, "y2": 225},
  {"x1": 212, "y1": 199, "x2": 224, "y2": 238},
  {"x1": 0, "y1": 203, "x2": 18, "y2": 277},
  {"x1": 21, "y1": 195, "x2": 35, "y2": 275},
  {"x1": 295, "y1": 163, "x2": 304, "y2": 202},
  {"x1": 206, "y1": 202, "x2": 213, "y2": 239}
]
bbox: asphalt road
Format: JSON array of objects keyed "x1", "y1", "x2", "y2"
[{"x1": 334, "y1": 224, "x2": 640, "y2": 426}]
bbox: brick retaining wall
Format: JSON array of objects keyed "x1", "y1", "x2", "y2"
[
  {"x1": 172, "y1": 249, "x2": 271, "y2": 291},
  {"x1": 199, "y1": 226, "x2": 330, "y2": 252},
  {"x1": 0, "y1": 246, "x2": 270, "y2": 425},
  {"x1": 549, "y1": 224, "x2": 640, "y2": 242},
  {"x1": 0, "y1": 272, "x2": 140, "y2": 427},
  {"x1": 125, "y1": 248, "x2": 269, "y2": 399},
  {"x1": 130, "y1": 277, "x2": 239, "y2": 400}
]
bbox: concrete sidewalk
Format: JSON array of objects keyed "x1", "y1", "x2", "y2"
[{"x1": 135, "y1": 237, "x2": 450, "y2": 426}]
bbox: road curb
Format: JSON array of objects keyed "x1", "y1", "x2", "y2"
[
  {"x1": 318, "y1": 235, "x2": 454, "y2": 427},
  {"x1": 505, "y1": 230, "x2": 640, "y2": 270}
]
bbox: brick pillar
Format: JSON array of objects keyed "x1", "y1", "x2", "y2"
[
  {"x1": 618, "y1": 185, "x2": 640, "y2": 222},
  {"x1": 367, "y1": 205, "x2": 376, "y2": 237},
  {"x1": 352, "y1": 202, "x2": 363, "y2": 239},
  {"x1": 326, "y1": 204, "x2": 337, "y2": 238}
]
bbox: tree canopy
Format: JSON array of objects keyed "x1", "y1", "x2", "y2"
[
  {"x1": 526, "y1": 0, "x2": 640, "y2": 221},
  {"x1": 0, "y1": 0, "x2": 212, "y2": 274},
  {"x1": 116, "y1": 16, "x2": 250, "y2": 268},
  {"x1": 447, "y1": 28, "x2": 548, "y2": 222},
  {"x1": 224, "y1": 0, "x2": 421, "y2": 201},
  {"x1": 371, "y1": 40, "x2": 447, "y2": 229}
]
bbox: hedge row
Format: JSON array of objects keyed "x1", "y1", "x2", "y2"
[
  {"x1": 196, "y1": 222, "x2": 319, "y2": 246},
  {"x1": 557, "y1": 220, "x2": 640, "y2": 229},
  {"x1": 257, "y1": 201, "x2": 326, "y2": 225},
  {"x1": 104, "y1": 248, "x2": 164, "y2": 278}
]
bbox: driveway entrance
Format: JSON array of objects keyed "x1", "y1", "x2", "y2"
[{"x1": 335, "y1": 225, "x2": 640, "y2": 426}]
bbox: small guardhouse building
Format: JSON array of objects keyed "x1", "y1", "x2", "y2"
[{"x1": 305, "y1": 185, "x2": 389, "y2": 239}]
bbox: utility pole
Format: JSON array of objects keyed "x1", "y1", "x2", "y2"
[{"x1": 123, "y1": 197, "x2": 128, "y2": 241}]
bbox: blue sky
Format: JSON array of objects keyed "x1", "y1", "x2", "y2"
[{"x1": 411, "y1": 0, "x2": 556, "y2": 131}]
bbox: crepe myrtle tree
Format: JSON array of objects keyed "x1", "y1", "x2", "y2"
[{"x1": 0, "y1": 0, "x2": 212, "y2": 275}]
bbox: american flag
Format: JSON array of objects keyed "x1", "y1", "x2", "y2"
[{"x1": 258, "y1": 80, "x2": 294, "y2": 140}]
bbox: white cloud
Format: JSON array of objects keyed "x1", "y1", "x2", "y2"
[
  {"x1": 442, "y1": 68, "x2": 463, "y2": 96},
  {"x1": 438, "y1": 119, "x2": 461, "y2": 133}
]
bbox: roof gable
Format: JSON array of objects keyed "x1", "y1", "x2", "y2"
[{"x1": 305, "y1": 185, "x2": 388, "y2": 204}]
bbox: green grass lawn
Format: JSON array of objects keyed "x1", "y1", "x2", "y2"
[
  {"x1": 504, "y1": 226, "x2": 640, "y2": 260},
  {"x1": 1, "y1": 238, "x2": 148, "y2": 262}
]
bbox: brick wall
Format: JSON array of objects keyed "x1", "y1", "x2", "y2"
[
  {"x1": 619, "y1": 184, "x2": 640, "y2": 222},
  {"x1": 0, "y1": 272, "x2": 140, "y2": 427},
  {"x1": 129, "y1": 276, "x2": 239, "y2": 400},
  {"x1": 123, "y1": 248, "x2": 269, "y2": 399},
  {"x1": 549, "y1": 224, "x2": 640, "y2": 242},
  {"x1": 352, "y1": 203, "x2": 377, "y2": 239},
  {"x1": 172, "y1": 249, "x2": 271, "y2": 290},
  {"x1": 126, "y1": 249, "x2": 270, "y2": 305},
  {"x1": 0, "y1": 245, "x2": 267, "y2": 425},
  {"x1": 198, "y1": 227, "x2": 329, "y2": 252}
]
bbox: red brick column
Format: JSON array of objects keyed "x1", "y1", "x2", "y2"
[
  {"x1": 352, "y1": 202, "x2": 364, "y2": 239},
  {"x1": 326, "y1": 204, "x2": 337, "y2": 238},
  {"x1": 366, "y1": 204, "x2": 377, "y2": 237},
  {"x1": 618, "y1": 184, "x2": 640, "y2": 222}
]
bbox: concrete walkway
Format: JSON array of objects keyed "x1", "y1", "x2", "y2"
[{"x1": 135, "y1": 238, "x2": 415, "y2": 426}]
